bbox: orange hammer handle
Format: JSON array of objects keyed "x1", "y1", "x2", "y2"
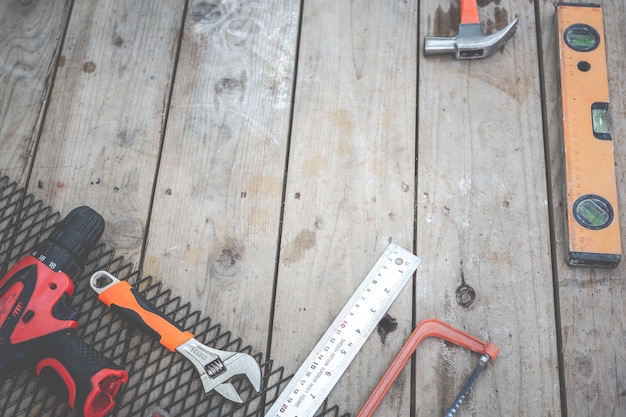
[
  {"x1": 356, "y1": 318, "x2": 498, "y2": 417},
  {"x1": 460, "y1": 0, "x2": 481, "y2": 25}
]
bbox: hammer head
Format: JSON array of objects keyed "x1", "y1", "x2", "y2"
[{"x1": 425, "y1": 18, "x2": 519, "y2": 59}]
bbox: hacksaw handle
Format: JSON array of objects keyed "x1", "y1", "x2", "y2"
[
  {"x1": 91, "y1": 272, "x2": 194, "y2": 352},
  {"x1": 460, "y1": 0, "x2": 480, "y2": 25},
  {"x1": 356, "y1": 318, "x2": 498, "y2": 417}
]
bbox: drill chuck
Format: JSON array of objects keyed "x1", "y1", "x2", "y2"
[{"x1": 31, "y1": 206, "x2": 104, "y2": 277}]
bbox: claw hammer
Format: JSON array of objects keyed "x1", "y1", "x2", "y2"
[
  {"x1": 357, "y1": 318, "x2": 499, "y2": 417},
  {"x1": 424, "y1": 0, "x2": 518, "y2": 59}
]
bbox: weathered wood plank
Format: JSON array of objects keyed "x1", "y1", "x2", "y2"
[
  {"x1": 415, "y1": 1, "x2": 560, "y2": 415},
  {"x1": 539, "y1": 1, "x2": 626, "y2": 415},
  {"x1": 270, "y1": 1, "x2": 418, "y2": 414},
  {"x1": 143, "y1": 0, "x2": 301, "y2": 353},
  {"x1": 27, "y1": 0, "x2": 184, "y2": 263},
  {"x1": 0, "y1": 1, "x2": 71, "y2": 184},
  {"x1": 0, "y1": 0, "x2": 622, "y2": 414}
]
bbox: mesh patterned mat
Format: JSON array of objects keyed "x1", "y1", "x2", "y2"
[{"x1": 0, "y1": 176, "x2": 349, "y2": 417}]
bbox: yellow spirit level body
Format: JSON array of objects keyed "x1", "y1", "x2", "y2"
[{"x1": 556, "y1": 3, "x2": 621, "y2": 268}]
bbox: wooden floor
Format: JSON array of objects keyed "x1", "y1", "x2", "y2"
[{"x1": 1, "y1": 1, "x2": 625, "y2": 416}]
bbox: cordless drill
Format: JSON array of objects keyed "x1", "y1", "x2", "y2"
[{"x1": 0, "y1": 206, "x2": 128, "y2": 417}]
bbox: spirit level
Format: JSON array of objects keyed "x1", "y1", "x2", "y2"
[
  {"x1": 265, "y1": 243, "x2": 420, "y2": 417},
  {"x1": 556, "y1": 3, "x2": 621, "y2": 267}
]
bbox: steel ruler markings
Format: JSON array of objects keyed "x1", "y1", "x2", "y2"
[
  {"x1": 556, "y1": 3, "x2": 621, "y2": 268},
  {"x1": 266, "y1": 243, "x2": 421, "y2": 417}
]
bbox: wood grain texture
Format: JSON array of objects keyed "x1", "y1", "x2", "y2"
[
  {"x1": 416, "y1": 1, "x2": 560, "y2": 415},
  {"x1": 270, "y1": 1, "x2": 418, "y2": 415},
  {"x1": 0, "y1": 0, "x2": 70, "y2": 184},
  {"x1": 143, "y1": 0, "x2": 300, "y2": 353},
  {"x1": 0, "y1": 0, "x2": 623, "y2": 415},
  {"x1": 27, "y1": 0, "x2": 184, "y2": 262},
  {"x1": 539, "y1": 1, "x2": 626, "y2": 415}
]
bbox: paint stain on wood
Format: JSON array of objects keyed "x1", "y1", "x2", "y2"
[
  {"x1": 478, "y1": 0, "x2": 501, "y2": 6},
  {"x1": 182, "y1": 246, "x2": 206, "y2": 265},
  {"x1": 301, "y1": 155, "x2": 329, "y2": 176},
  {"x1": 495, "y1": 7, "x2": 509, "y2": 29},
  {"x1": 381, "y1": 109, "x2": 397, "y2": 133},
  {"x1": 331, "y1": 108, "x2": 353, "y2": 138},
  {"x1": 483, "y1": 7, "x2": 509, "y2": 35},
  {"x1": 430, "y1": 2, "x2": 510, "y2": 36},
  {"x1": 377, "y1": 313, "x2": 398, "y2": 344},
  {"x1": 143, "y1": 255, "x2": 160, "y2": 274},
  {"x1": 432, "y1": 5, "x2": 460, "y2": 37},
  {"x1": 366, "y1": 159, "x2": 387, "y2": 178},
  {"x1": 243, "y1": 174, "x2": 282, "y2": 199},
  {"x1": 83, "y1": 61, "x2": 96, "y2": 73},
  {"x1": 282, "y1": 229, "x2": 316, "y2": 265}
]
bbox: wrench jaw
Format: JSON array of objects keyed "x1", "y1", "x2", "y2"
[{"x1": 176, "y1": 338, "x2": 261, "y2": 403}]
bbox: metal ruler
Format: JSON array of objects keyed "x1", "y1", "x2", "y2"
[
  {"x1": 265, "y1": 243, "x2": 421, "y2": 417},
  {"x1": 556, "y1": 3, "x2": 621, "y2": 267}
]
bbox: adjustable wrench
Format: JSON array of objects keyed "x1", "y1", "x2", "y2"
[
  {"x1": 357, "y1": 318, "x2": 499, "y2": 417},
  {"x1": 90, "y1": 271, "x2": 261, "y2": 403}
]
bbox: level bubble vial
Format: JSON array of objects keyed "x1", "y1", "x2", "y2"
[
  {"x1": 573, "y1": 194, "x2": 613, "y2": 230},
  {"x1": 564, "y1": 24, "x2": 600, "y2": 52}
]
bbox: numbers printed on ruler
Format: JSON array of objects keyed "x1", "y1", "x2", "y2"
[
  {"x1": 289, "y1": 277, "x2": 389, "y2": 408},
  {"x1": 267, "y1": 243, "x2": 421, "y2": 417}
]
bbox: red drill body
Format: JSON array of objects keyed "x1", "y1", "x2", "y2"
[{"x1": 0, "y1": 207, "x2": 127, "y2": 417}]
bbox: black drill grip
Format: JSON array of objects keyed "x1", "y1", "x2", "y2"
[
  {"x1": 36, "y1": 329, "x2": 128, "y2": 417},
  {"x1": 0, "y1": 206, "x2": 128, "y2": 417}
]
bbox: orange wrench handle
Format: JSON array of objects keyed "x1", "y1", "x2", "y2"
[
  {"x1": 460, "y1": 0, "x2": 481, "y2": 25},
  {"x1": 98, "y1": 280, "x2": 194, "y2": 352},
  {"x1": 357, "y1": 318, "x2": 498, "y2": 417}
]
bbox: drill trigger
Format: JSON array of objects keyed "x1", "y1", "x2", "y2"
[{"x1": 52, "y1": 293, "x2": 80, "y2": 322}]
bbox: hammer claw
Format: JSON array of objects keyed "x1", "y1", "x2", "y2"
[{"x1": 424, "y1": 0, "x2": 518, "y2": 60}]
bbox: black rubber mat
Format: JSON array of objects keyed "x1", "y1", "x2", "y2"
[{"x1": 0, "y1": 176, "x2": 349, "y2": 417}]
